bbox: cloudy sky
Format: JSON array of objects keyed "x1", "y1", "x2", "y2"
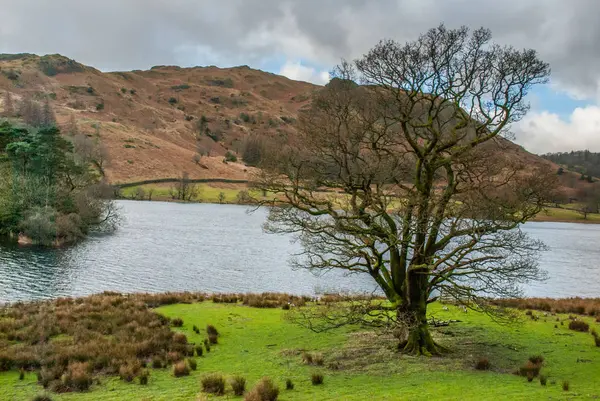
[{"x1": 1, "y1": 0, "x2": 599, "y2": 154}]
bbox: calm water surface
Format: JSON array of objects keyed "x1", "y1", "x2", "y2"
[{"x1": 0, "y1": 201, "x2": 598, "y2": 302}]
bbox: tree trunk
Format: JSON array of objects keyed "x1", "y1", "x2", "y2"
[{"x1": 398, "y1": 267, "x2": 444, "y2": 356}]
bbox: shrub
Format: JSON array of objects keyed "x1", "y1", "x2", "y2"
[
  {"x1": 595, "y1": 336, "x2": 600, "y2": 347},
  {"x1": 130, "y1": 89, "x2": 136, "y2": 95},
  {"x1": 475, "y1": 357, "x2": 490, "y2": 370},
  {"x1": 302, "y1": 352, "x2": 323, "y2": 366},
  {"x1": 225, "y1": 151, "x2": 238, "y2": 162},
  {"x1": 168, "y1": 97, "x2": 178, "y2": 104},
  {"x1": 121, "y1": 88, "x2": 127, "y2": 93},
  {"x1": 173, "y1": 332, "x2": 187, "y2": 344},
  {"x1": 195, "y1": 345, "x2": 204, "y2": 357},
  {"x1": 151, "y1": 357, "x2": 164, "y2": 369},
  {"x1": 302, "y1": 352, "x2": 313, "y2": 365},
  {"x1": 245, "y1": 377, "x2": 279, "y2": 401},
  {"x1": 519, "y1": 361, "x2": 541, "y2": 378},
  {"x1": 96, "y1": 103, "x2": 104, "y2": 111},
  {"x1": 167, "y1": 352, "x2": 183, "y2": 363},
  {"x1": 19, "y1": 368, "x2": 25, "y2": 380},
  {"x1": 171, "y1": 84, "x2": 190, "y2": 90},
  {"x1": 139, "y1": 369, "x2": 149, "y2": 385},
  {"x1": 568, "y1": 320, "x2": 589, "y2": 332},
  {"x1": 285, "y1": 378, "x2": 294, "y2": 390},
  {"x1": 208, "y1": 333, "x2": 218, "y2": 345},
  {"x1": 172, "y1": 318, "x2": 184, "y2": 327},
  {"x1": 311, "y1": 373, "x2": 324, "y2": 385},
  {"x1": 173, "y1": 361, "x2": 190, "y2": 377},
  {"x1": 230, "y1": 375, "x2": 247, "y2": 396},
  {"x1": 187, "y1": 358, "x2": 197, "y2": 371},
  {"x1": 193, "y1": 325, "x2": 199, "y2": 333},
  {"x1": 539, "y1": 375, "x2": 547, "y2": 386},
  {"x1": 204, "y1": 339, "x2": 211, "y2": 352},
  {"x1": 201, "y1": 373, "x2": 225, "y2": 395},
  {"x1": 119, "y1": 361, "x2": 141, "y2": 382},
  {"x1": 562, "y1": 380, "x2": 570, "y2": 391},
  {"x1": 62, "y1": 362, "x2": 92, "y2": 392},
  {"x1": 528, "y1": 355, "x2": 544, "y2": 365},
  {"x1": 207, "y1": 325, "x2": 219, "y2": 337}
]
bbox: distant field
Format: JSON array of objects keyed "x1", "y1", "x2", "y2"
[{"x1": 2, "y1": 299, "x2": 599, "y2": 400}]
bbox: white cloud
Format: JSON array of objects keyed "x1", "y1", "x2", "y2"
[
  {"x1": 515, "y1": 105, "x2": 600, "y2": 154},
  {"x1": 279, "y1": 61, "x2": 329, "y2": 85}
]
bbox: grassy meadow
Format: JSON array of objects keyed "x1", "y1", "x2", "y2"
[{"x1": 1, "y1": 293, "x2": 599, "y2": 400}]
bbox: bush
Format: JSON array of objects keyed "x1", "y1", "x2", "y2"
[
  {"x1": 225, "y1": 151, "x2": 238, "y2": 162},
  {"x1": 19, "y1": 368, "x2": 25, "y2": 380},
  {"x1": 475, "y1": 357, "x2": 490, "y2": 371},
  {"x1": 193, "y1": 325, "x2": 199, "y2": 333},
  {"x1": 96, "y1": 103, "x2": 104, "y2": 111},
  {"x1": 168, "y1": 97, "x2": 178, "y2": 104},
  {"x1": 208, "y1": 333, "x2": 218, "y2": 345},
  {"x1": 245, "y1": 377, "x2": 279, "y2": 401},
  {"x1": 539, "y1": 375, "x2": 547, "y2": 386},
  {"x1": 172, "y1": 318, "x2": 184, "y2": 327},
  {"x1": 173, "y1": 361, "x2": 190, "y2": 378},
  {"x1": 519, "y1": 361, "x2": 542, "y2": 378},
  {"x1": 173, "y1": 332, "x2": 187, "y2": 344},
  {"x1": 151, "y1": 357, "x2": 164, "y2": 369},
  {"x1": 207, "y1": 325, "x2": 219, "y2": 337},
  {"x1": 119, "y1": 361, "x2": 141, "y2": 382},
  {"x1": 285, "y1": 378, "x2": 294, "y2": 390},
  {"x1": 195, "y1": 345, "x2": 204, "y2": 357},
  {"x1": 62, "y1": 362, "x2": 92, "y2": 392},
  {"x1": 562, "y1": 380, "x2": 570, "y2": 391},
  {"x1": 528, "y1": 355, "x2": 544, "y2": 365},
  {"x1": 311, "y1": 373, "x2": 324, "y2": 385},
  {"x1": 230, "y1": 375, "x2": 247, "y2": 396},
  {"x1": 302, "y1": 352, "x2": 323, "y2": 366},
  {"x1": 139, "y1": 369, "x2": 149, "y2": 385},
  {"x1": 201, "y1": 373, "x2": 225, "y2": 395},
  {"x1": 568, "y1": 320, "x2": 590, "y2": 332},
  {"x1": 204, "y1": 339, "x2": 211, "y2": 352},
  {"x1": 187, "y1": 358, "x2": 197, "y2": 371}
]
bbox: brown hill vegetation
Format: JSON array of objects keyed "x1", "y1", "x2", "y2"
[{"x1": 0, "y1": 52, "x2": 590, "y2": 200}]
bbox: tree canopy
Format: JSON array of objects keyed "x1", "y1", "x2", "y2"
[
  {"x1": 254, "y1": 25, "x2": 554, "y2": 355},
  {"x1": 0, "y1": 118, "x2": 117, "y2": 246}
]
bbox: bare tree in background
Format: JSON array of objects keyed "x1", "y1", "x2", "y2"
[
  {"x1": 42, "y1": 98, "x2": 56, "y2": 126},
  {"x1": 170, "y1": 172, "x2": 198, "y2": 201},
  {"x1": 2, "y1": 92, "x2": 14, "y2": 117},
  {"x1": 19, "y1": 96, "x2": 43, "y2": 127},
  {"x1": 255, "y1": 25, "x2": 554, "y2": 355}
]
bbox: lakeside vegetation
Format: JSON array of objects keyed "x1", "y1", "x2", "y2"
[
  {"x1": 0, "y1": 292, "x2": 599, "y2": 400},
  {"x1": 0, "y1": 117, "x2": 117, "y2": 246}
]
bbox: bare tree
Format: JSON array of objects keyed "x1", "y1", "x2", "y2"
[
  {"x1": 2, "y1": 92, "x2": 14, "y2": 117},
  {"x1": 255, "y1": 25, "x2": 553, "y2": 355},
  {"x1": 577, "y1": 186, "x2": 600, "y2": 219},
  {"x1": 66, "y1": 113, "x2": 79, "y2": 136},
  {"x1": 170, "y1": 172, "x2": 198, "y2": 201},
  {"x1": 19, "y1": 97, "x2": 43, "y2": 127},
  {"x1": 42, "y1": 98, "x2": 56, "y2": 126}
]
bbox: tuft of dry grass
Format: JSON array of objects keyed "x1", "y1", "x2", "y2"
[
  {"x1": 474, "y1": 357, "x2": 490, "y2": 371},
  {"x1": 311, "y1": 372, "x2": 324, "y2": 385},
  {"x1": 562, "y1": 380, "x2": 570, "y2": 391},
  {"x1": 245, "y1": 377, "x2": 279, "y2": 401},
  {"x1": 568, "y1": 320, "x2": 590, "y2": 333},
  {"x1": 490, "y1": 297, "x2": 600, "y2": 317},
  {"x1": 0, "y1": 292, "x2": 207, "y2": 392},
  {"x1": 230, "y1": 375, "x2": 247, "y2": 396},
  {"x1": 201, "y1": 373, "x2": 225, "y2": 395},
  {"x1": 173, "y1": 361, "x2": 190, "y2": 378},
  {"x1": 285, "y1": 378, "x2": 294, "y2": 390}
]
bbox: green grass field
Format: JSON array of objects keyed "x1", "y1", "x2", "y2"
[{"x1": 3, "y1": 302, "x2": 599, "y2": 400}]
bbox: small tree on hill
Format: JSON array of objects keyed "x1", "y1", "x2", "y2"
[
  {"x1": 557, "y1": 167, "x2": 564, "y2": 175},
  {"x1": 255, "y1": 25, "x2": 553, "y2": 355}
]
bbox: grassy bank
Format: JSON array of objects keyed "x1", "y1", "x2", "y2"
[
  {"x1": 1, "y1": 293, "x2": 599, "y2": 400},
  {"x1": 119, "y1": 183, "x2": 600, "y2": 224}
]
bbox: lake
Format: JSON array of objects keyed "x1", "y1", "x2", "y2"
[{"x1": 0, "y1": 200, "x2": 598, "y2": 302}]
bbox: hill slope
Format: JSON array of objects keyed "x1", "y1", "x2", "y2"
[
  {"x1": 0, "y1": 53, "x2": 562, "y2": 188},
  {"x1": 0, "y1": 54, "x2": 316, "y2": 183}
]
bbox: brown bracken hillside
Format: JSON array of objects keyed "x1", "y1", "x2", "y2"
[
  {"x1": 1, "y1": 53, "x2": 582, "y2": 196},
  {"x1": 0, "y1": 53, "x2": 317, "y2": 183}
]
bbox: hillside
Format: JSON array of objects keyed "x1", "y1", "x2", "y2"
[
  {"x1": 0, "y1": 52, "x2": 573, "y2": 192},
  {"x1": 0, "y1": 53, "x2": 317, "y2": 183}
]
